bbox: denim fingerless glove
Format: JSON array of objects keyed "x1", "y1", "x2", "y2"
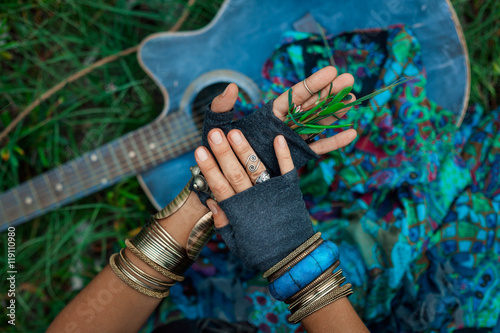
[
  {"x1": 214, "y1": 169, "x2": 315, "y2": 272},
  {"x1": 192, "y1": 98, "x2": 320, "y2": 205}
]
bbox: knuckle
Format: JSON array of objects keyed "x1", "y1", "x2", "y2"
[
  {"x1": 227, "y1": 171, "x2": 247, "y2": 185},
  {"x1": 213, "y1": 182, "x2": 232, "y2": 197}
]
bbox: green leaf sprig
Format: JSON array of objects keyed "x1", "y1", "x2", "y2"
[{"x1": 287, "y1": 76, "x2": 414, "y2": 135}]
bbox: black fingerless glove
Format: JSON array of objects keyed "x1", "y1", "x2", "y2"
[
  {"x1": 215, "y1": 169, "x2": 315, "y2": 272},
  {"x1": 192, "y1": 99, "x2": 320, "y2": 204}
]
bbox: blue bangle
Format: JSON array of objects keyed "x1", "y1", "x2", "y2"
[{"x1": 269, "y1": 241, "x2": 340, "y2": 301}]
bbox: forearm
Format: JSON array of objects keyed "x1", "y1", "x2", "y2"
[
  {"x1": 48, "y1": 192, "x2": 208, "y2": 333},
  {"x1": 301, "y1": 298, "x2": 369, "y2": 333}
]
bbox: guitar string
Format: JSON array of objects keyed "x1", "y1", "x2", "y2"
[{"x1": 1, "y1": 119, "x2": 201, "y2": 219}]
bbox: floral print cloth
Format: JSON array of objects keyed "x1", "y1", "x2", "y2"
[{"x1": 142, "y1": 25, "x2": 500, "y2": 333}]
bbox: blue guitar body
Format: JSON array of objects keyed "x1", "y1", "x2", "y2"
[{"x1": 137, "y1": 0, "x2": 469, "y2": 210}]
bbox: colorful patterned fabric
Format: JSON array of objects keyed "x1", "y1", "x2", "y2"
[{"x1": 141, "y1": 25, "x2": 500, "y2": 333}]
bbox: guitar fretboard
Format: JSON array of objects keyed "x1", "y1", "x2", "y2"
[{"x1": 0, "y1": 111, "x2": 200, "y2": 230}]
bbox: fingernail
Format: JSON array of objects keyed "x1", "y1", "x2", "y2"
[
  {"x1": 342, "y1": 94, "x2": 353, "y2": 101},
  {"x1": 210, "y1": 131, "x2": 223, "y2": 144},
  {"x1": 221, "y1": 84, "x2": 230, "y2": 97},
  {"x1": 196, "y1": 148, "x2": 208, "y2": 161},
  {"x1": 278, "y1": 135, "x2": 286, "y2": 148},
  {"x1": 230, "y1": 131, "x2": 242, "y2": 145},
  {"x1": 207, "y1": 201, "x2": 218, "y2": 215}
]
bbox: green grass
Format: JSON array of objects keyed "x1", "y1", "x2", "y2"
[
  {"x1": 0, "y1": 0, "x2": 498, "y2": 332},
  {"x1": 0, "y1": 1, "x2": 222, "y2": 331}
]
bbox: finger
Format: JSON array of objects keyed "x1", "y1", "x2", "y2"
[
  {"x1": 227, "y1": 129, "x2": 267, "y2": 184},
  {"x1": 208, "y1": 129, "x2": 253, "y2": 193},
  {"x1": 195, "y1": 146, "x2": 236, "y2": 201},
  {"x1": 210, "y1": 83, "x2": 239, "y2": 113},
  {"x1": 273, "y1": 66, "x2": 338, "y2": 120},
  {"x1": 206, "y1": 199, "x2": 229, "y2": 228},
  {"x1": 301, "y1": 73, "x2": 355, "y2": 111},
  {"x1": 274, "y1": 135, "x2": 294, "y2": 175},
  {"x1": 316, "y1": 93, "x2": 357, "y2": 125},
  {"x1": 308, "y1": 129, "x2": 358, "y2": 155}
]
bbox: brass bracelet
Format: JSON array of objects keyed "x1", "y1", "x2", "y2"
[
  {"x1": 284, "y1": 260, "x2": 340, "y2": 305},
  {"x1": 119, "y1": 248, "x2": 175, "y2": 289},
  {"x1": 268, "y1": 238, "x2": 324, "y2": 283},
  {"x1": 288, "y1": 269, "x2": 346, "y2": 314},
  {"x1": 125, "y1": 239, "x2": 184, "y2": 282},
  {"x1": 109, "y1": 253, "x2": 170, "y2": 299},
  {"x1": 151, "y1": 218, "x2": 185, "y2": 254},
  {"x1": 288, "y1": 283, "x2": 353, "y2": 324},
  {"x1": 263, "y1": 232, "x2": 322, "y2": 279},
  {"x1": 134, "y1": 224, "x2": 192, "y2": 275}
]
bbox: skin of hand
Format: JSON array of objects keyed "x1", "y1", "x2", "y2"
[{"x1": 210, "y1": 66, "x2": 358, "y2": 156}]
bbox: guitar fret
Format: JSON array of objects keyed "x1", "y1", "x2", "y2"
[
  {"x1": 72, "y1": 159, "x2": 89, "y2": 195},
  {"x1": 129, "y1": 137, "x2": 147, "y2": 171},
  {"x1": 11, "y1": 188, "x2": 26, "y2": 218},
  {"x1": 95, "y1": 149, "x2": 112, "y2": 186},
  {"x1": 26, "y1": 179, "x2": 41, "y2": 211},
  {"x1": 118, "y1": 138, "x2": 135, "y2": 174},
  {"x1": 46, "y1": 168, "x2": 65, "y2": 201},
  {"x1": 154, "y1": 120, "x2": 171, "y2": 159},
  {"x1": 42, "y1": 173, "x2": 58, "y2": 208},
  {"x1": 138, "y1": 129, "x2": 156, "y2": 168},
  {"x1": 108, "y1": 142, "x2": 126, "y2": 178}
]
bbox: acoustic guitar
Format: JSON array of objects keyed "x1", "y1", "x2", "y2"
[{"x1": 0, "y1": 0, "x2": 469, "y2": 230}]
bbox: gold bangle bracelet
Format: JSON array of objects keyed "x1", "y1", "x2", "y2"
[
  {"x1": 119, "y1": 249, "x2": 175, "y2": 289},
  {"x1": 133, "y1": 226, "x2": 193, "y2": 275},
  {"x1": 126, "y1": 239, "x2": 184, "y2": 282},
  {"x1": 114, "y1": 253, "x2": 165, "y2": 292},
  {"x1": 285, "y1": 260, "x2": 340, "y2": 305},
  {"x1": 109, "y1": 253, "x2": 170, "y2": 299},
  {"x1": 263, "y1": 232, "x2": 322, "y2": 279},
  {"x1": 134, "y1": 227, "x2": 191, "y2": 275},
  {"x1": 151, "y1": 218, "x2": 185, "y2": 253},
  {"x1": 268, "y1": 238, "x2": 324, "y2": 283},
  {"x1": 288, "y1": 283, "x2": 353, "y2": 324}
]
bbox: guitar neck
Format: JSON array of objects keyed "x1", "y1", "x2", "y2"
[{"x1": 0, "y1": 112, "x2": 200, "y2": 230}]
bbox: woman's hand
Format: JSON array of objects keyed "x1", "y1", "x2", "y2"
[
  {"x1": 195, "y1": 129, "x2": 293, "y2": 228},
  {"x1": 210, "y1": 66, "x2": 358, "y2": 155}
]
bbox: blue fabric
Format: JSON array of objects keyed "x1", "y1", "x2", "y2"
[{"x1": 215, "y1": 169, "x2": 316, "y2": 272}]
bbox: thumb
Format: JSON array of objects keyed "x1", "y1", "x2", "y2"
[
  {"x1": 206, "y1": 199, "x2": 229, "y2": 228},
  {"x1": 210, "y1": 83, "x2": 239, "y2": 113}
]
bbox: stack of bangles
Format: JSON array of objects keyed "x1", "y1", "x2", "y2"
[
  {"x1": 109, "y1": 180, "x2": 215, "y2": 299},
  {"x1": 264, "y1": 232, "x2": 353, "y2": 324}
]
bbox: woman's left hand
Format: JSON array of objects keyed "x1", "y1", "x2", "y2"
[{"x1": 210, "y1": 66, "x2": 358, "y2": 155}]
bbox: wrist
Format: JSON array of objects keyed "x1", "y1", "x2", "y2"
[{"x1": 157, "y1": 191, "x2": 209, "y2": 248}]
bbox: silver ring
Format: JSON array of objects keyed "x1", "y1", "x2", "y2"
[
  {"x1": 255, "y1": 170, "x2": 271, "y2": 184},
  {"x1": 303, "y1": 80, "x2": 314, "y2": 95},
  {"x1": 245, "y1": 154, "x2": 261, "y2": 173}
]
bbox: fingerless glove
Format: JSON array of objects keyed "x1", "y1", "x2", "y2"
[{"x1": 214, "y1": 169, "x2": 315, "y2": 272}]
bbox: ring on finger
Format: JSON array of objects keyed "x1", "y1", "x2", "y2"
[
  {"x1": 303, "y1": 80, "x2": 314, "y2": 95},
  {"x1": 245, "y1": 154, "x2": 261, "y2": 173},
  {"x1": 255, "y1": 170, "x2": 271, "y2": 184}
]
